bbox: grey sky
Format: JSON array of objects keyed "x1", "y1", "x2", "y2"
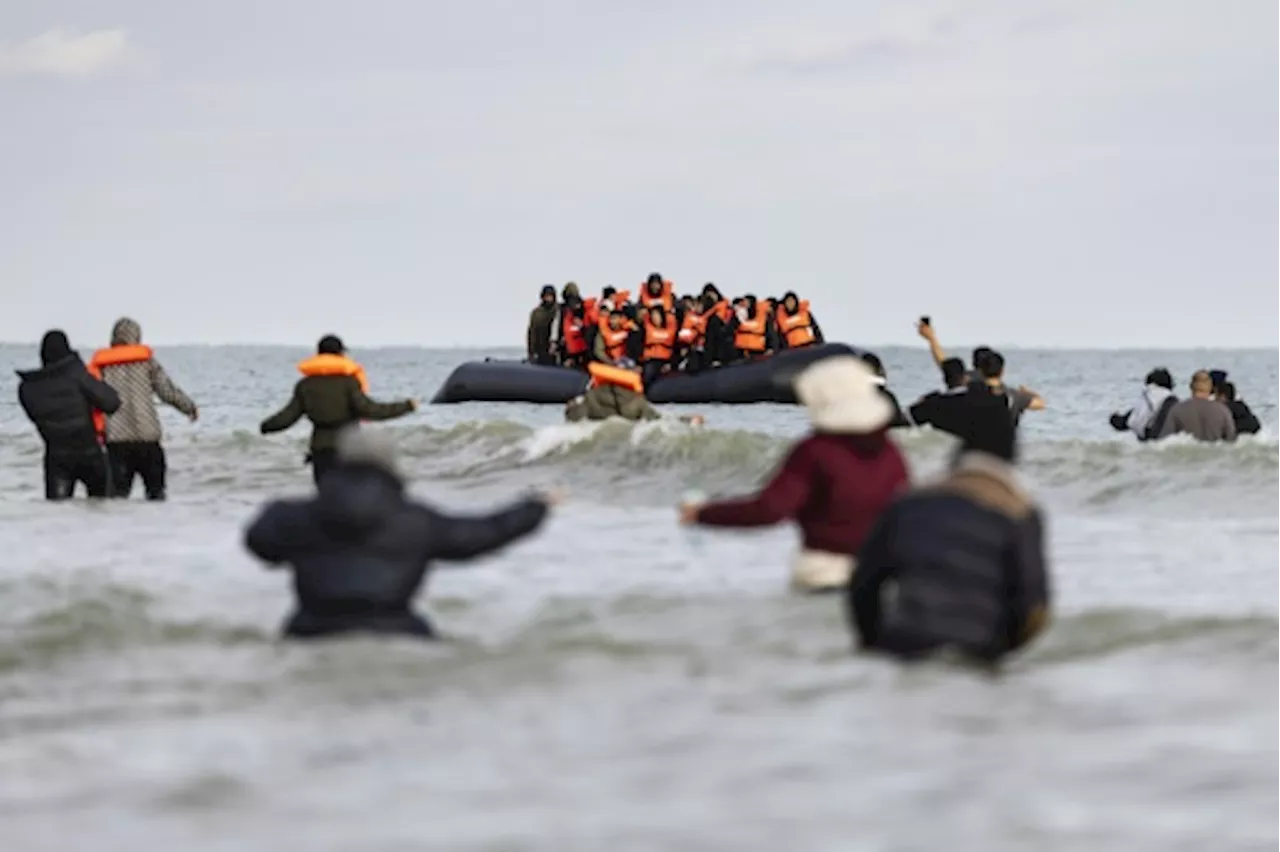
[{"x1": 2, "y1": 0, "x2": 1275, "y2": 348}]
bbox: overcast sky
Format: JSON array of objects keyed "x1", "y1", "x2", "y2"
[{"x1": 1, "y1": 0, "x2": 1275, "y2": 348}]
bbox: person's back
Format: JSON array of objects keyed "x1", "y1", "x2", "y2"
[
  {"x1": 849, "y1": 422, "x2": 1049, "y2": 663},
  {"x1": 244, "y1": 429, "x2": 553, "y2": 639},
  {"x1": 1159, "y1": 371, "x2": 1236, "y2": 442},
  {"x1": 1217, "y1": 382, "x2": 1261, "y2": 436}
]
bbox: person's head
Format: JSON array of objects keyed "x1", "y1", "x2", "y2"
[
  {"x1": 679, "y1": 294, "x2": 695, "y2": 311},
  {"x1": 335, "y1": 426, "x2": 402, "y2": 482},
  {"x1": 1217, "y1": 381, "x2": 1237, "y2": 402},
  {"x1": 782, "y1": 291, "x2": 799, "y2": 313},
  {"x1": 561, "y1": 281, "x2": 581, "y2": 303},
  {"x1": 317, "y1": 334, "x2": 345, "y2": 355},
  {"x1": 859, "y1": 352, "x2": 887, "y2": 384},
  {"x1": 1208, "y1": 369, "x2": 1228, "y2": 392},
  {"x1": 1144, "y1": 367, "x2": 1173, "y2": 390},
  {"x1": 621, "y1": 303, "x2": 637, "y2": 321},
  {"x1": 978, "y1": 350, "x2": 1005, "y2": 381},
  {"x1": 701, "y1": 282, "x2": 722, "y2": 303},
  {"x1": 1190, "y1": 370, "x2": 1214, "y2": 399},
  {"x1": 793, "y1": 356, "x2": 894, "y2": 435},
  {"x1": 111, "y1": 317, "x2": 143, "y2": 346},
  {"x1": 941, "y1": 357, "x2": 967, "y2": 389},
  {"x1": 39, "y1": 330, "x2": 73, "y2": 366},
  {"x1": 648, "y1": 305, "x2": 665, "y2": 326},
  {"x1": 608, "y1": 310, "x2": 625, "y2": 329},
  {"x1": 539, "y1": 285, "x2": 556, "y2": 305},
  {"x1": 972, "y1": 346, "x2": 994, "y2": 373},
  {"x1": 646, "y1": 273, "x2": 664, "y2": 295},
  {"x1": 602, "y1": 286, "x2": 617, "y2": 301}
]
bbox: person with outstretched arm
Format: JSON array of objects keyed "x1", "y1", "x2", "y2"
[{"x1": 245, "y1": 427, "x2": 560, "y2": 640}]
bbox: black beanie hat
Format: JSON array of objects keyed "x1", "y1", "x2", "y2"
[{"x1": 317, "y1": 334, "x2": 345, "y2": 355}]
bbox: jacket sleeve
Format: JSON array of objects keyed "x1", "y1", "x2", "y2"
[
  {"x1": 1004, "y1": 508, "x2": 1050, "y2": 651},
  {"x1": 260, "y1": 387, "x2": 305, "y2": 434},
  {"x1": 428, "y1": 498, "x2": 549, "y2": 563},
  {"x1": 78, "y1": 368, "x2": 122, "y2": 414},
  {"x1": 149, "y1": 361, "x2": 197, "y2": 416},
  {"x1": 848, "y1": 505, "x2": 898, "y2": 648},
  {"x1": 883, "y1": 389, "x2": 912, "y2": 428},
  {"x1": 1157, "y1": 406, "x2": 1182, "y2": 439},
  {"x1": 526, "y1": 310, "x2": 538, "y2": 359},
  {"x1": 695, "y1": 444, "x2": 812, "y2": 527},
  {"x1": 349, "y1": 382, "x2": 414, "y2": 421},
  {"x1": 591, "y1": 329, "x2": 608, "y2": 363},
  {"x1": 244, "y1": 500, "x2": 312, "y2": 566},
  {"x1": 811, "y1": 316, "x2": 824, "y2": 344}
]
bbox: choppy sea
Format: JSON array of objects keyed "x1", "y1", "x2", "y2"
[{"x1": 0, "y1": 344, "x2": 1275, "y2": 852}]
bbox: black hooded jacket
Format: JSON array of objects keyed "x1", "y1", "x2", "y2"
[
  {"x1": 17, "y1": 355, "x2": 121, "y2": 456},
  {"x1": 244, "y1": 463, "x2": 549, "y2": 638}
]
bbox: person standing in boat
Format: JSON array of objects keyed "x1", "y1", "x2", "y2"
[
  {"x1": 640, "y1": 304, "x2": 679, "y2": 386},
  {"x1": 556, "y1": 282, "x2": 589, "y2": 369},
  {"x1": 638, "y1": 273, "x2": 674, "y2": 311},
  {"x1": 526, "y1": 285, "x2": 559, "y2": 366},
  {"x1": 731, "y1": 295, "x2": 779, "y2": 362},
  {"x1": 698, "y1": 284, "x2": 735, "y2": 367},
  {"x1": 592, "y1": 308, "x2": 640, "y2": 365},
  {"x1": 260, "y1": 335, "x2": 417, "y2": 486}
]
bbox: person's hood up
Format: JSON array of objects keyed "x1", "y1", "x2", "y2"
[
  {"x1": 111, "y1": 317, "x2": 143, "y2": 346},
  {"x1": 315, "y1": 464, "x2": 406, "y2": 539},
  {"x1": 793, "y1": 356, "x2": 894, "y2": 434},
  {"x1": 562, "y1": 282, "x2": 581, "y2": 302},
  {"x1": 39, "y1": 329, "x2": 73, "y2": 366},
  {"x1": 781, "y1": 291, "x2": 799, "y2": 309}
]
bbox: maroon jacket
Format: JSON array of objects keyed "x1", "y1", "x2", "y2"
[{"x1": 694, "y1": 431, "x2": 909, "y2": 554}]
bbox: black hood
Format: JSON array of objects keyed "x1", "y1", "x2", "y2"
[{"x1": 314, "y1": 463, "x2": 406, "y2": 539}]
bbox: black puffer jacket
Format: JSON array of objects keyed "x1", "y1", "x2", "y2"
[
  {"x1": 16, "y1": 355, "x2": 121, "y2": 456},
  {"x1": 848, "y1": 452, "x2": 1050, "y2": 663},
  {"x1": 244, "y1": 462, "x2": 549, "y2": 638}
]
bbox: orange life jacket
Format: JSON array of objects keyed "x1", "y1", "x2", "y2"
[
  {"x1": 734, "y1": 303, "x2": 770, "y2": 352},
  {"x1": 583, "y1": 297, "x2": 600, "y2": 327},
  {"x1": 639, "y1": 280, "x2": 674, "y2": 311},
  {"x1": 598, "y1": 325, "x2": 631, "y2": 362},
  {"x1": 561, "y1": 306, "x2": 588, "y2": 355},
  {"x1": 776, "y1": 300, "x2": 816, "y2": 348},
  {"x1": 588, "y1": 362, "x2": 644, "y2": 394},
  {"x1": 298, "y1": 354, "x2": 369, "y2": 392},
  {"x1": 677, "y1": 311, "x2": 703, "y2": 346},
  {"x1": 642, "y1": 314, "x2": 677, "y2": 361},
  {"x1": 87, "y1": 344, "x2": 154, "y2": 439}
]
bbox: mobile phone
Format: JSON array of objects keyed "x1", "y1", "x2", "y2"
[{"x1": 920, "y1": 315, "x2": 931, "y2": 326}]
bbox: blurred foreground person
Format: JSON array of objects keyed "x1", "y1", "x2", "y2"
[
  {"x1": 679, "y1": 357, "x2": 909, "y2": 593},
  {"x1": 260, "y1": 335, "x2": 416, "y2": 485},
  {"x1": 245, "y1": 427, "x2": 559, "y2": 640},
  {"x1": 849, "y1": 403, "x2": 1050, "y2": 664},
  {"x1": 16, "y1": 330, "x2": 121, "y2": 500}
]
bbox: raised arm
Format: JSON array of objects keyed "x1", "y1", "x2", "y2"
[
  {"x1": 429, "y1": 497, "x2": 550, "y2": 562},
  {"x1": 694, "y1": 445, "x2": 812, "y2": 527}
]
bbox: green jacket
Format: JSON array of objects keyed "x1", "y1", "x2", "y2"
[
  {"x1": 260, "y1": 375, "x2": 413, "y2": 450},
  {"x1": 565, "y1": 384, "x2": 660, "y2": 422}
]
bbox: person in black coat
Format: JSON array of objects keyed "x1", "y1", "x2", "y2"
[
  {"x1": 244, "y1": 427, "x2": 559, "y2": 640},
  {"x1": 16, "y1": 330, "x2": 122, "y2": 500},
  {"x1": 848, "y1": 408, "x2": 1050, "y2": 665}
]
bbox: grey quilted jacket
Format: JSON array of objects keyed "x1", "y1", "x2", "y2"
[{"x1": 97, "y1": 318, "x2": 198, "y2": 444}]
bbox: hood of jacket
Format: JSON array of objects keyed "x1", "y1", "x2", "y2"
[
  {"x1": 562, "y1": 282, "x2": 581, "y2": 302},
  {"x1": 111, "y1": 317, "x2": 143, "y2": 346},
  {"x1": 17, "y1": 353, "x2": 84, "y2": 381},
  {"x1": 314, "y1": 463, "x2": 407, "y2": 539}
]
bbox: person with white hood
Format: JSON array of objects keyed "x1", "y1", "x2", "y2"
[
  {"x1": 1108, "y1": 368, "x2": 1178, "y2": 441},
  {"x1": 678, "y1": 357, "x2": 910, "y2": 593}
]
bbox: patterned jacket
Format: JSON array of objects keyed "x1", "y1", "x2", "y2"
[{"x1": 96, "y1": 318, "x2": 197, "y2": 443}]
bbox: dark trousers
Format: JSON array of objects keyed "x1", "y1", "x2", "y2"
[
  {"x1": 309, "y1": 448, "x2": 338, "y2": 487},
  {"x1": 642, "y1": 360, "x2": 666, "y2": 387},
  {"x1": 107, "y1": 442, "x2": 168, "y2": 500},
  {"x1": 44, "y1": 448, "x2": 111, "y2": 500}
]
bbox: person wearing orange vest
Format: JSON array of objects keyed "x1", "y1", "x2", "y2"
[
  {"x1": 731, "y1": 295, "x2": 778, "y2": 361},
  {"x1": 564, "y1": 358, "x2": 704, "y2": 424},
  {"x1": 556, "y1": 282, "x2": 589, "y2": 368},
  {"x1": 591, "y1": 309, "x2": 638, "y2": 365},
  {"x1": 89, "y1": 317, "x2": 199, "y2": 500},
  {"x1": 639, "y1": 273, "x2": 674, "y2": 311},
  {"x1": 16, "y1": 330, "x2": 121, "y2": 500},
  {"x1": 640, "y1": 304, "x2": 678, "y2": 386},
  {"x1": 775, "y1": 291, "x2": 824, "y2": 350},
  {"x1": 260, "y1": 335, "x2": 417, "y2": 486},
  {"x1": 697, "y1": 284, "x2": 736, "y2": 367}
]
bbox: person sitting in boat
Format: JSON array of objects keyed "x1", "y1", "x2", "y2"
[
  {"x1": 731, "y1": 295, "x2": 778, "y2": 362},
  {"x1": 674, "y1": 294, "x2": 702, "y2": 371},
  {"x1": 260, "y1": 335, "x2": 417, "y2": 486},
  {"x1": 556, "y1": 282, "x2": 589, "y2": 369},
  {"x1": 698, "y1": 284, "x2": 735, "y2": 367},
  {"x1": 564, "y1": 358, "x2": 704, "y2": 424},
  {"x1": 640, "y1": 304, "x2": 678, "y2": 386},
  {"x1": 592, "y1": 306, "x2": 640, "y2": 365},
  {"x1": 775, "y1": 291, "x2": 824, "y2": 349},
  {"x1": 638, "y1": 273, "x2": 674, "y2": 311},
  {"x1": 600, "y1": 286, "x2": 632, "y2": 315}
]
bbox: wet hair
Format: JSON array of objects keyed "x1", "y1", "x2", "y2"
[
  {"x1": 860, "y1": 352, "x2": 886, "y2": 378},
  {"x1": 1144, "y1": 367, "x2": 1173, "y2": 390},
  {"x1": 979, "y1": 350, "x2": 1005, "y2": 380},
  {"x1": 318, "y1": 334, "x2": 345, "y2": 355},
  {"x1": 972, "y1": 346, "x2": 994, "y2": 372},
  {"x1": 941, "y1": 357, "x2": 966, "y2": 389},
  {"x1": 1218, "y1": 381, "x2": 1237, "y2": 402}
]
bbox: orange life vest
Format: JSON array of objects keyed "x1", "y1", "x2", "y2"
[
  {"x1": 602, "y1": 289, "x2": 632, "y2": 314},
  {"x1": 598, "y1": 325, "x2": 631, "y2": 362},
  {"x1": 298, "y1": 354, "x2": 369, "y2": 392},
  {"x1": 87, "y1": 344, "x2": 154, "y2": 439},
  {"x1": 677, "y1": 311, "x2": 703, "y2": 346},
  {"x1": 639, "y1": 280, "x2": 674, "y2": 311},
  {"x1": 583, "y1": 297, "x2": 600, "y2": 327},
  {"x1": 561, "y1": 306, "x2": 588, "y2": 355},
  {"x1": 642, "y1": 314, "x2": 677, "y2": 361},
  {"x1": 734, "y1": 303, "x2": 770, "y2": 352},
  {"x1": 776, "y1": 300, "x2": 816, "y2": 348},
  {"x1": 588, "y1": 362, "x2": 644, "y2": 394}
]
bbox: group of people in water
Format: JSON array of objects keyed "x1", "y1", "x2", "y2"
[{"x1": 10, "y1": 309, "x2": 1263, "y2": 667}]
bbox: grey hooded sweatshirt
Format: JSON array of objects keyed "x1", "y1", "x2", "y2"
[{"x1": 97, "y1": 318, "x2": 198, "y2": 443}]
